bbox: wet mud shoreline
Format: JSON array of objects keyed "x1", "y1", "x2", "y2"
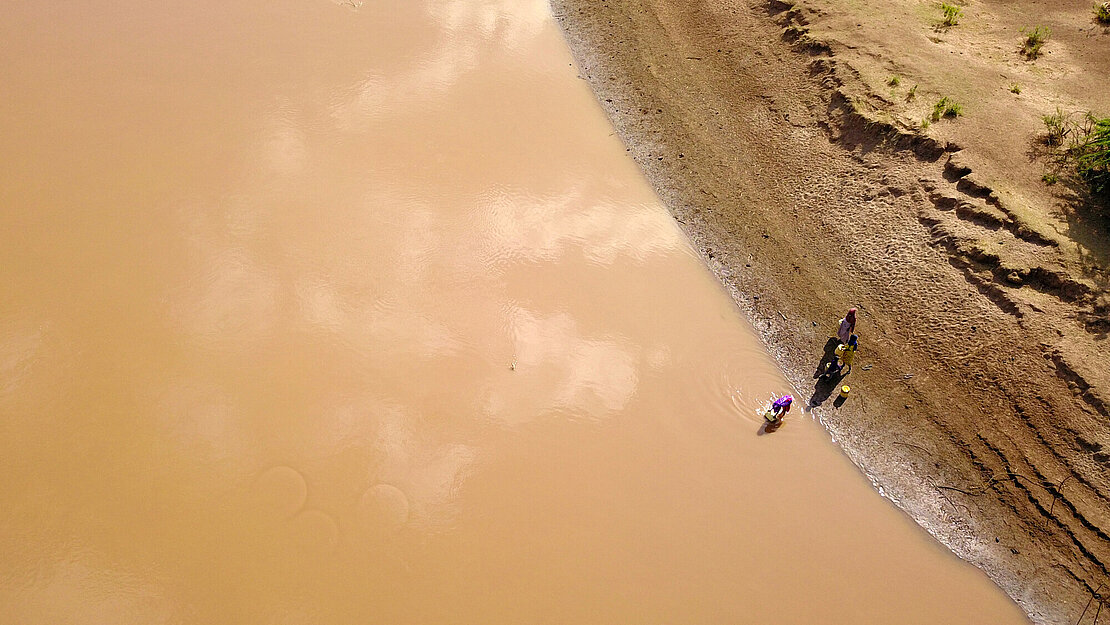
[{"x1": 551, "y1": 1, "x2": 1110, "y2": 623}]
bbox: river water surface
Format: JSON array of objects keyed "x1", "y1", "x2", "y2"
[{"x1": 1, "y1": 0, "x2": 1029, "y2": 623}]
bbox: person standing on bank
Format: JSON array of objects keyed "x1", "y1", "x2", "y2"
[
  {"x1": 838, "y1": 334, "x2": 859, "y2": 374},
  {"x1": 837, "y1": 308, "x2": 857, "y2": 345}
]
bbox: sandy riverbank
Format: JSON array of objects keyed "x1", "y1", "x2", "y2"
[
  {"x1": 551, "y1": 1, "x2": 1110, "y2": 623},
  {"x1": 0, "y1": 0, "x2": 1035, "y2": 621}
]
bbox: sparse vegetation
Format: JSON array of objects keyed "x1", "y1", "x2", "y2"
[
  {"x1": 1042, "y1": 107, "x2": 1067, "y2": 146},
  {"x1": 907, "y1": 84, "x2": 918, "y2": 101},
  {"x1": 941, "y1": 3, "x2": 963, "y2": 26},
  {"x1": 1096, "y1": 2, "x2": 1110, "y2": 24},
  {"x1": 1010, "y1": 83, "x2": 1022, "y2": 94},
  {"x1": 888, "y1": 75, "x2": 901, "y2": 87},
  {"x1": 1076, "y1": 116, "x2": 1110, "y2": 197},
  {"x1": 921, "y1": 118, "x2": 931, "y2": 130},
  {"x1": 1040, "y1": 110, "x2": 1110, "y2": 199},
  {"x1": 1042, "y1": 172, "x2": 1058, "y2": 185},
  {"x1": 1021, "y1": 25, "x2": 1050, "y2": 59},
  {"x1": 930, "y1": 96, "x2": 963, "y2": 121}
]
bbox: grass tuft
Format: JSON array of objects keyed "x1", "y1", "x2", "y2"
[
  {"x1": 1042, "y1": 107, "x2": 1067, "y2": 146},
  {"x1": 1021, "y1": 25, "x2": 1050, "y2": 59},
  {"x1": 1038, "y1": 109, "x2": 1110, "y2": 199},
  {"x1": 1096, "y1": 2, "x2": 1110, "y2": 24},
  {"x1": 1010, "y1": 83, "x2": 1022, "y2": 94},
  {"x1": 888, "y1": 75, "x2": 901, "y2": 87},
  {"x1": 1075, "y1": 115, "x2": 1110, "y2": 197},
  {"x1": 941, "y1": 3, "x2": 963, "y2": 26},
  {"x1": 930, "y1": 96, "x2": 963, "y2": 121}
]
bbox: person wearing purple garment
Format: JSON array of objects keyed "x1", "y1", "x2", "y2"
[
  {"x1": 766, "y1": 395, "x2": 793, "y2": 423},
  {"x1": 837, "y1": 308, "x2": 857, "y2": 345}
]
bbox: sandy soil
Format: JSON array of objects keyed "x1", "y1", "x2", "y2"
[{"x1": 550, "y1": 1, "x2": 1110, "y2": 623}]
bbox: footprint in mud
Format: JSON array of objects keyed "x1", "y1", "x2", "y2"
[
  {"x1": 251, "y1": 465, "x2": 308, "y2": 518},
  {"x1": 356, "y1": 483, "x2": 410, "y2": 536},
  {"x1": 251, "y1": 467, "x2": 342, "y2": 552}
]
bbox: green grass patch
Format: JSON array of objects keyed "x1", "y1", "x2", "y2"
[
  {"x1": 1021, "y1": 25, "x2": 1050, "y2": 59},
  {"x1": 941, "y1": 3, "x2": 963, "y2": 26},
  {"x1": 1075, "y1": 116, "x2": 1110, "y2": 197},
  {"x1": 1042, "y1": 107, "x2": 1067, "y2": 146},
  {"x1": 1010, "y1": 83, "x2": 1022, "y2": 94},
  {"x1": 1096, "y1": 3, "x2": 1110, "y2": 24},
  {"x1": 930, "y1": 96, "x2": 963, "y2": 121},
  {"x1": 1039, "y1": 110, "x2": 1110, "y2": 199}
]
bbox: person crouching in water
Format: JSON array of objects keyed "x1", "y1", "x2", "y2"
[{"x1": 765, "y1": 395, "x2": 793, "y2": 423}]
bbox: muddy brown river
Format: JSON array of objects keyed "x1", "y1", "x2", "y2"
[{"x1": 0, "y1": 0, "x2": 1030, "y2": 622}]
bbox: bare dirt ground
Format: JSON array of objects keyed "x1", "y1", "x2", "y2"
[{"x1": 550, "y1": 0, "x2": 1110, "y2": 622}]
